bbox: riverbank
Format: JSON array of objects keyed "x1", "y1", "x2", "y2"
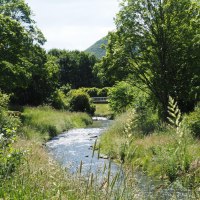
[
  {"x1": 21, "y1": 106, "x2": 93, "y2": 141},
  {"x1": 99, "y1": 110, "x2": 200, "y2": 197},
  {"x1": 94, "y1": 103, "x2": 113, "y2": 118},
  {"x1": 0, "y1": 106, "x2": 99, "y2": 199},
  {"x1": 1, "y1": 106, "x2": 142, "y2": 199}
]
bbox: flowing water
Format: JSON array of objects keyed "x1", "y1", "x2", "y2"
[{"x1": 46, "y1": 117, "x2": 196, "y2": 200}]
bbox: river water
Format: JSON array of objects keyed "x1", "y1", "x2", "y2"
[{"x1": 46, "y1": 117, "x2": 196, "y2": 200}]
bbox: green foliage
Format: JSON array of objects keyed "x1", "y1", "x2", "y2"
[
  {"x1": 98, "y1": 0, "x2": 200, "y2": 119},
  {"x1": 183, "y1": 103, "x2": 200, "y2": 138},
  {"x1": 97, "y1": 87, "x2": 110, "y2": 97},
  {"x1": 85, "y1": 37, "x2": 107, "y2": 59},
  {"x1": 22, "y1": 106, "x2": 92, "y2": 140},
  {"x1": 80, "y1": 87, "x2": 99, "y2": 97},
  {"x1": 48, "y1": 89, "x2": 68, "y2": 110},
  {"x1": 0, "y1": 92, "x2": 9, "y2": 109},
  {"x1": 48, "y1": 49, "x2": 100, "y2": 88},
  {"x1": 80, "y1": 87, "x2": 110, "y2": 97},
  {"x1": 67, "y1": 90, "x2": 95, "y2": 115},
  {"x1": 0, "y1": 1, "x2": 60, "y2": 106},
  {"x1": 16, "y1": 51, "x2": 59, "y2": 105},
  {"x1": 108, "y1": 82, "x2": 135, "y2": 114},
  {"x1": 94, "y1": 32, "x2": 133, "y2": 86},
  {"x1": 108, "y1": 81, "x2": 150, "y2": 115},
  {"x1": 0, "y1": 91, "x2": 22, "y2": 179}
]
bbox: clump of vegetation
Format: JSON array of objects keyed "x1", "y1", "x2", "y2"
[
  {"x1": 48, "y1": 84, "x2": 71, "y2": 110},
  {"x1": 100, "y1": 97, "x2": 200, "y2": 192},
  {"x1": 183, "y1": 103, "x2": 200, "y2": 138},
  {"x1": 22, "y1": 106, "x2": 92, "y2": 140},
  {"x1": 67, "y1": 89, "x2": 96, "y2": 115},
  {"x1": 0, "y1": 91, "x2": 22, "y2": 180},
  {"x1": 80, "y1": 87, "x2": 111, "y2": 97},
  {"x1": 108, "y1": 81, "x2": 135, "y2": 114}
]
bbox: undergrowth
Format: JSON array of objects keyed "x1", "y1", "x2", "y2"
[{"x1": 100, "y1": 98, "x2": 200, "y2": 196}]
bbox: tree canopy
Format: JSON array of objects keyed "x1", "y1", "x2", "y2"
[
  {"x1": 48, "y1": 49, "x2": 100, "y2": 89},
  {"x1": 0, "y1": 0, "x2": 59, "y2": 105},
  {"x1": 96, "y1": 0, "x2": 200, "y2": 120}
]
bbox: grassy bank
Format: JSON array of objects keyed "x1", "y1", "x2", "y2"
[
  {"x1": 21, "y1": 106, "x2": 92, "y2": 140},
  {"x1": 100, "y1": 109, "x2": 200, "y2": 195},
  {"x1": 0, "y1": 106, "x2": 97, "y2": 199},
  {"x1": 2, "y1": 139, "x2": 113, "y2": 199},
  {"x1": 94, "y1": 103, "x2": 113, "y2": 117},
  {"x1": 1, "y1": 106, "x2": 142, "y2": 199},
  {"x1": 2, "y1": 105, "x2": 199, "y2": 199}
]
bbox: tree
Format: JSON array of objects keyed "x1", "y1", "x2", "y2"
[
  {"x1": 15, "y1": 48, "x2": 59, "y2": 105},
  {"x1": 94, "y1": 32, "x2": 133, "y2": 86},
  {"x1": 0, "y1": 14, "x2": 32, "y2": 93},
  {"x1": 0, "y1": 0, "x2": 59, "y2": 105},
  {"x1": 48, "y1": 50, "x2": 99, "y2": 88},
  {"x1": 0, "y1": 0, "x2": 45, "y2": 45},
  {"x1": 99, "y1": 0, "x2": 200, "y2": 120}
]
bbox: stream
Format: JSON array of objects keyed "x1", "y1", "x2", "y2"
[{"x1": 46, "y1": 117, "x2": 195, "y2": 200}]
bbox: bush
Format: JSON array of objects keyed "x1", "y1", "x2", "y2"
[
  {"x1": 81, "y1": 87, "x2": 99, "y2": 97},
  {"x1": 183, "y1": 103, "x2": 200, "y2": 138},
  {"x1": 67, "y1": 90, "x2": 95, "y2": 115},
  {"x1": 0, "y1": 91, "x2": 22, "y2": 179},
  {"x1": 97, "y1": 87, "x2": 110, "y2": 97},
  {"x1": 49, "y1": 89, "x2": 68, "y2": 110},
  {"x1": 108, "y1": 81, "x2": 136, "y2": 114},
  {"x1": 80, "y1": 87, "x2": 110, "y2": 97}
]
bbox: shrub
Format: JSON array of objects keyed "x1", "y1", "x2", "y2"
[
  {"x1": 0, "y1": 91, "x2": 22, "y2": 179},
  {"x1": 108, "y1": 81, "x2": 135, "y2": 114},
  {"x1": 183, "y1": 103, "x2": 200, "y2": 138},
  {"x1": 80, "y1": 87, "x2": 110, "y2": 97},
  {"x1": 83, "y1": 87, "x2": 99, "y2": 97},
  {"x1": 108, "y1": 81, "x2": 150, "y2": 114},
  {"x1": 49, "y1": 89, "x2": 68, "y2": 110},
  {"x1": 67, "y1": 90, "x2": 95, "y2": 115},
  {"x1": 97, "y1": 87, "x2": 110, "y2": 97}
]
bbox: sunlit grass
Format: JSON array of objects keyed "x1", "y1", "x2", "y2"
[
  {"x1": 94, "y1": 103, "x2": 113, "y2": 117},
  {"x1": 21, "y1": 106, "x2": 92, "y2": 140},
  {"x1": 99, "y1": 109, "x2": 200, "y2": 195}
]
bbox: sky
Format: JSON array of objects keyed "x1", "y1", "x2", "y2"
[{"x1": 25, "y1": 0, "x2": 120, "y2": 51}]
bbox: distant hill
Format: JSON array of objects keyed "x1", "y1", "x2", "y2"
[{"x1": 85, "y1": 37, "x2": 107, "y2": 59}]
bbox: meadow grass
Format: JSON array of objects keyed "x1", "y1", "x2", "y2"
[
  {"x1": 99, "y1": 109, "x2": 200, "y2": 196},
  {"x1": 94, "y1": 103, "x2": 113, "y2": 117},
  {"x1": 1, "y1": 139, "x2": 143, "y2": 199},
  {"x1": 1, "y1": 106, "x2": 199, "y2": 199},
  {"x1": 0, "y1": 106, "x2": 144, "y2": 200},
  {"x1": 1, "y1": 139, "x2": 97, "y2": 199},
  {"x1": 21, "y1": 106, "x2": 92, "y2": 140}
]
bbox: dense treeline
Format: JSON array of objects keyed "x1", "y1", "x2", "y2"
[
  {"x1": 0, "y1": 0, "x2": 100, "y2": 107},
  {"x1": 48, "y1": 49, "x2": 100, "y2": 89},
  {"x1": 0, "y1": 0, "x2": 56, "y2": 105}
]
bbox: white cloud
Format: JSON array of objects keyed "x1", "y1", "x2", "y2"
[{"x1": 25, "y1": 0, "x2": 120, "y2": 50}]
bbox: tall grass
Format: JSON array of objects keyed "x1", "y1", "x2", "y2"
[
  {"x1": 1, "y1": 105, "x2": 199, "y2": 199},
  {"x1": 100, "y1": 107, "x2": 200, "y2": 195},
  {"x1": 94, "y1": 103, "x2": 113, "y2": 117},
  {"x1": 0, "y1": 139, "x2": 145, "y2": 199},
  {"x1": 21, "y1": 106, "x2": 92, "y2": 140}
]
